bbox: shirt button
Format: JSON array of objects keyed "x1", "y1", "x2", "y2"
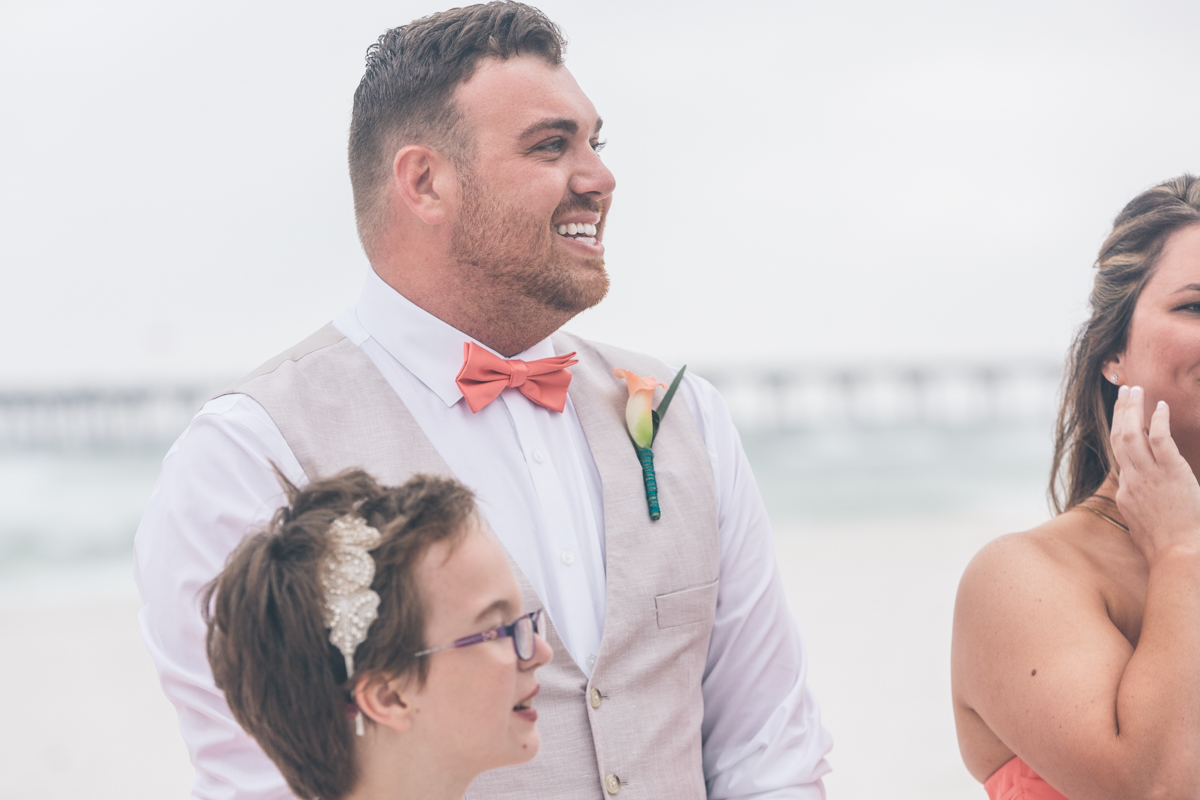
[
  {"x1": 560, "y1": 550, "x2": 575, "y2": 565},
  {"x1": 605, "y1": 774, "x2": 621, "y2": 795},
  {"x1": 586, "y1": 654, "x2": 597, "y2": 669},
  {"x1": 589, "y1": 687, "x2": 603, "y2": 709},
  {"x1": 531, "y1": 449, "x2": 545, "y2": 463}
]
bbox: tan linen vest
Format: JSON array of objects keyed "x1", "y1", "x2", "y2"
[{"x1": 222, "y1": 324, "x2": 720, "y2": 799}]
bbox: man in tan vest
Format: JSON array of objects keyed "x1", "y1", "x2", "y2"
[{"x1": 134, "y1": 4, "x2": 831, "y2": 798}]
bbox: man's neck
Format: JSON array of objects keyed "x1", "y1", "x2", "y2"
[{"x1": 373, "y1": 266, "x2": 575, "y2": 357}]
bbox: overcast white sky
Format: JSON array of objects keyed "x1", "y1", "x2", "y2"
[{"x1": 2, "y1": 0, "x2": 1198, "y2": 385}]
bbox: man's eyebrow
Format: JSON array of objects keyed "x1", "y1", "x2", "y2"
[
  {"x1": 519, "y1": 116, "x2": 604, "y2": 139},
  {"x1": 474, "y1": 598, "x2": 515, "y2": 625},
  {"x1": 520, "y1": 117, "x2": 578, "y2": 138}
]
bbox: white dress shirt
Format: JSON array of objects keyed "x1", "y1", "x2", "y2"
[{"x1": 134, "y1": 270, "x2": 831, "y2": 800}]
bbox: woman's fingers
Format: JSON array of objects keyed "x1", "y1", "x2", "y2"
[
  {"x1": 1147, "y1": 400, "x2": 1183, "y2": 466},
  {"x1": 1118, "y1": 386, "x2": 1156, "y2": 471},
  {"x1": 1110, "y1": 385, "x2": 1135, "y2": 473},
  {"x1": 1123, "y1": 396, "x2": 1200, "y2": 563}
]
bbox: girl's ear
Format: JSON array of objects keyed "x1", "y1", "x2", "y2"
[{"x1": 355, "y1": 671, "x2": 418, "y2": 733}]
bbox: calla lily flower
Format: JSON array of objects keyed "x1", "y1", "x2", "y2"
[
  {"x1": 614, "y1": 368, "x2": 666, "y2": 449},
  {"x1": 613, "y1": 363, "x2": 687, "y2": 521}
]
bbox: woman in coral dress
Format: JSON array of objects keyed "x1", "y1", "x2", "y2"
[{"x1": 953, "y1": 175, "x2": 1200, "y2": 799}]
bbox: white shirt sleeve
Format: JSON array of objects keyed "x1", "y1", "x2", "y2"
[
  {"x1": 680, "y1": 374, "x2": 833, "y2": 799},
  {"x1": 134, "y1": 394, "x2": 305, "y2": 800}
]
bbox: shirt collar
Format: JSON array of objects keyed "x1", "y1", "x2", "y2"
[{"x1": 353, "y1": 269, "x2": 559, "y2": 408}]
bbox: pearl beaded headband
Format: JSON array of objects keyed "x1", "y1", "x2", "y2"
[{"x1": 320, "y1": 512, "x2": 383, "y2": 736}]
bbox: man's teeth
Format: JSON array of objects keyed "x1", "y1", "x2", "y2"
[{"x1": 555, "y1": 223, "x2": 598, "y2": 237}]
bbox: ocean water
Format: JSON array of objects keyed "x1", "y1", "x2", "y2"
[
  {"x1": 743, "y1": 421, "x2": 1055, "y2": 523},
  {"x1": 0, "y1": 446, "x2": 166, "y2": 567},
  {"x1": 0, "y1": 420, "x2": 1056, "y2": 577}
]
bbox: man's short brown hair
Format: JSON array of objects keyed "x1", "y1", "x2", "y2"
[
  {"x1": 348, "y1": 2, "x2": 567, "y2": 256},
  {"x1": 204, "y1": 470, "x2": 477, "y2": 800}
]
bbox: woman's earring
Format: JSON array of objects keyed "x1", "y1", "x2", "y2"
[{"x1": 1109, "y1": 373, "x2": 1119, "y2": 384}]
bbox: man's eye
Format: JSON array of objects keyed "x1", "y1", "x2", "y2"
[
  {"x1": 592, "y1": 139, "x2": 607, "y2": 153},
  {"x1": 536, "y1": 138, "x2": 567, "y2": 153}
]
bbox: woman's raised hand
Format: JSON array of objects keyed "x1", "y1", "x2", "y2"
[{"x1": 1111, "y1": 385, "x2": 1200, "y2": 565}]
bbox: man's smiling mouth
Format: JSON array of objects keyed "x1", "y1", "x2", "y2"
[{"x1": 555, "y1": 222, "x2": 598, "y2": 245}]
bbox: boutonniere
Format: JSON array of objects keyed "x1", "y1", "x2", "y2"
[{"x1": 613, "y1": 365, "x2": 687, "y2": 521}]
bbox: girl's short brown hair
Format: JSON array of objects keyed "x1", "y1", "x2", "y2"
[{"x1": 203, "y1": 470, "x2": 477, "y2": 800}]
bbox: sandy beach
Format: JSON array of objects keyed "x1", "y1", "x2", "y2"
[
  {"x1": 0, "y1": 563, "x2": 193, "y2": 799},
  {"x1": 0, "y1": 499, "x2": 1045, "y2": 800},
  {"x1": 777, "y1": 507, "x2": 1045, "y2": 800}
]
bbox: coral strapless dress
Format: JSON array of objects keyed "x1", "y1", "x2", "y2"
[{"x1": 985, "y1": 757, "x2": 1069, "y2": 800}]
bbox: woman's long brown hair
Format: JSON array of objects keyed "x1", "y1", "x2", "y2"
[{"x1": 1051, "y1": 175, "x2": 1200, "y2": 512}]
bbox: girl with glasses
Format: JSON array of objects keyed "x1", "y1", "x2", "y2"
[{"x1": 204, "y1": 470, "x2": 552, "y2": 800}]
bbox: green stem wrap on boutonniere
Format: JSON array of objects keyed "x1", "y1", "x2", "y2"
[{"x1": 613, "y1": 365, "x2": 687, "y2": 521}]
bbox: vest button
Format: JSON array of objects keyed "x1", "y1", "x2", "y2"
[
  {"x1": 604, "y1": 774, "x2": 621, "y2": 795},
  {"x1": 589, "y1": 687, "x2": 602, "y2": 709}
]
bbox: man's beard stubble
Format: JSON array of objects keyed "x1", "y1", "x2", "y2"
[{"x1": 449, "y1": 169, "x2": 609, "y2": 315}]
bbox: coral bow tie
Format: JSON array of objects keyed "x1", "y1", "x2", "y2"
[{"x1": 455, "y1": 342, "x2": 579, "y2": 414}]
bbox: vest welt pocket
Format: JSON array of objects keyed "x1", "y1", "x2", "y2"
[{"x1": 654, "y1": 579, "x2": 720, "y2": 629}]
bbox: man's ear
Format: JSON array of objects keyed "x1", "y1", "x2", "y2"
[
  {"x1": 355, "y1": 671, "x2": 417, "y2": 733},
  {"x1": 392, "y1": 144, "x2": 456, "y2": 226}
]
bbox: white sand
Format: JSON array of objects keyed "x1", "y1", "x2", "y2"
[
  {"x1": 775, "y1": 502, "x2": 1046, "y2": 800},
  {"x1": 0, "y1": 501, "x2": 1047, "y2": 799},
  {"x1": 0, "y1": 562, "x2": 194, "y2": 799}
]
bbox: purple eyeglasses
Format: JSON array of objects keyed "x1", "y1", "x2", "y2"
[{"x1": 414, "y1": 609, "x2": 544, "y2": 661}]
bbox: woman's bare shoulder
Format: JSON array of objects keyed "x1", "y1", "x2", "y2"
[
  {"x1": 953, "y1": 510, "x2": 1148, "y2": 790},
  {"x1": 960, "y1": 511, "x2": 1100, "y2": 594},
  {"x1": 953, "y1": 510, "x2": 1130, "y2": 711},
  {"x1": 953, "y1": 510, "x2": 1118, "y2": 693},
  {"x1": 960, "y1": 509, "x2": 1146, "y2": 659}
]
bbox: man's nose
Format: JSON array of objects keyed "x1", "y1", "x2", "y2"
[{"x1": 570, "y1": 148, "x2": 616, "y2": 200}]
